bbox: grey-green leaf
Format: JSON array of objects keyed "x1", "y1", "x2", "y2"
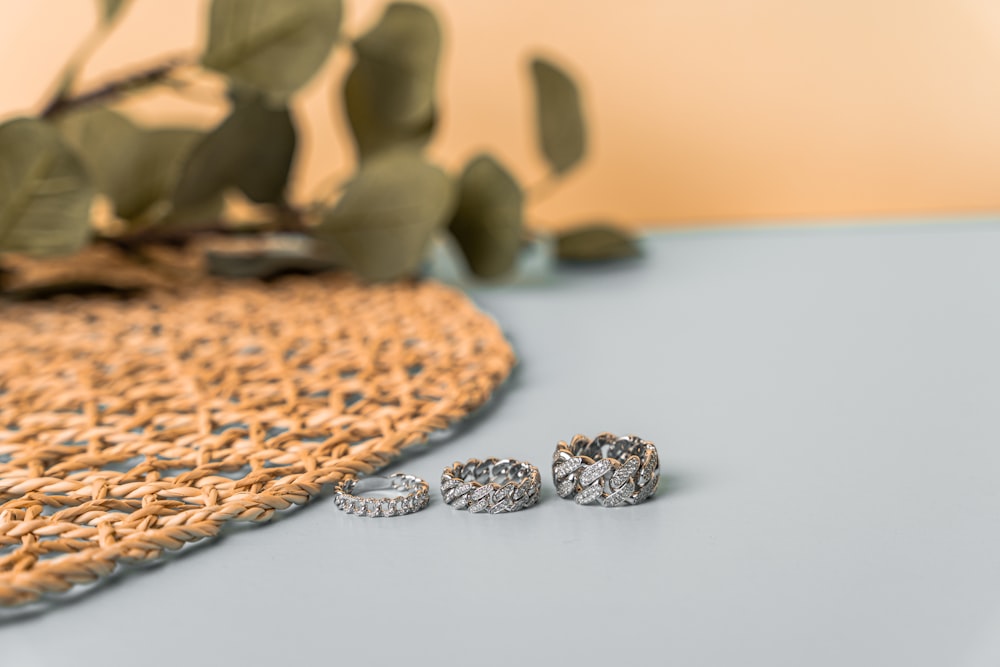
[
  {"x1": 56, "y1": 107, "x2": 142, "y2": 217},
  {"x1": 343, "y1": 2, "x2": 440, "y2": 160},
  {"x1": 135, "y1": 129, "x2": 205, "y2": 217},
  {"x1": 530, "y1": 57, "x2": 586, "y2": 175},
  {"x1": 202, "y1": 0, "x2": 342, "y2": 99},
  {"x1": 97, "y1": 0, "x2": 131, "y2": 24},
  {"x1": 556, "y1": 224, "x2": 640, "y2": 263},
  {"x1": 57, "y1": 107, "x2": 202, "y2": 222},
  {"x1": 448, "y1": 154, "x2": 523, "y2": 278},
  {"x1": 173, "y1": 93, "x2": 296, "y2": 209},
  {"x1": 317, "y1": 149, "x2": 454, "y2": 282},
  {"x1": 0, "y1": 118, "x2": 94, "y2": 256}
]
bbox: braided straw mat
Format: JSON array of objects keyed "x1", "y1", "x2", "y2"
[{"x1": 0, "y1": 275, "x2": 515, "y2": 606}]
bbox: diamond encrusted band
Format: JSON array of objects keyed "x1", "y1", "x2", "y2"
[
  {"x1": 553, "y1": 433, "x2": 659, "y2": 507},
  {"x1": 440, "y1": 458, "x2": 541, "y2": 513},
  {"x1": 334, "y1": 473, "x2": 430, "y2": 517}
]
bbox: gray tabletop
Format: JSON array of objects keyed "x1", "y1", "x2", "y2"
[{"x1": 3, "y1": 222, "x2": 1000, "y2": 667}]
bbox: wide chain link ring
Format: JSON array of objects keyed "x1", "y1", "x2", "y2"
[
  {"x1": 552, "y1": 433, "x2": 659, "y2": 507},
  {"x1": 440, "y1": 458, "x2": 541, "y2": 513}
]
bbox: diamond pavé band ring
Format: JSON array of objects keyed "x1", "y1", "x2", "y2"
[
  {"x1": 334, "y1": 473, "x2": 430, "y2": 517},
  {"x1": 552, "y1": 433, "x2": 659, "y2": 506},
  {"x1": 440, "y1": 458, "x2": 541, "y2": 513}
]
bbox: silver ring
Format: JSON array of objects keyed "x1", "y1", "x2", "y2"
[
  {"x1": 334, "y1": 473, "x2": 430, "y2": 517},
  {"x1": 440, "y1": 458, "x2": 541, "y2": 513},
  {"x1": 553, "y1": 433, "x2": 659, "y2": 506}
]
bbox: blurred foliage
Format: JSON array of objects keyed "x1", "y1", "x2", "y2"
[
  {"x1": 97, "y1": 0, "x2": 130, "y2": 25},
  {"x1": 0, "y1": 119, "x2": 95, "y2": 255},
  {"x1": 345, "y1": 3, "x2": 440, "y2": 161},
  {"x1": 0, "y1": 0, "x2": 638, "y2": 292},
  {"x1": 531, "y1": 58, "x2": 586, "y2": 176},
  {"x1": 173, "y1": 89, "x2": 296, "y2": 208},
  {"x1": 318, "y1": 147, "x2": 454, "y2": 281},
  {"x1": 556, "y1": 224, "x2": 641, "y2": 263},
  {"x1": 56, "y1": 107, "x2": 202, "y2": 222},
  {"x1": 202, "y1": 0, "x2": 343, "y2": 100},
  {"x1": 449, "y1": 154, "x2": 523, "y2": 278}
]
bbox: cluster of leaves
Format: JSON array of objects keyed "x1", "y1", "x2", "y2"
[{"x1": 0, "y1": 0, "x2": 638, "y2": 286}]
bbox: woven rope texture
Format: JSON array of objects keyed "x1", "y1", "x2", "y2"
[{"x1": 0, "y1": 275, "x2": 514, "y2": 605}]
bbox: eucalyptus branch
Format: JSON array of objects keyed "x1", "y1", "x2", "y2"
[
  {"x1": 104, "y1": 222, "x2": 271, "y2": 251},
  {"x1": 41, "y1": 18, "x2": 116, "y2": 120},
  {"x1": 41, "y1": 56, "x2": 194, "y2": 118}
]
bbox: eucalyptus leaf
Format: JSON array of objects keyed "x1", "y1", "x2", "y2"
[
  {"x1": 136, "y1": 129, "x2": 205, "y2": 218},
  {"x1": 0, "y1": 118, "x2": 95, "y2": 256},
  {"x1": 317, "y1": 149, "x2": 454, "y2": 282},
  {"x1": 97, "y1": 0, "x2": 131, "y2": 24},
  {"x1": 556, "y1": 224, "x2": 640, "y2": 263},
  {"x1": 55, "y1": 108, "x2": 140, "y2": 216},
  {"x1": 448, "y1": 154, "x2": 523, "y2": 278},
  {"x1": 530, "y1": 57, "x2": 586, "y2": 175},
  {"x1": 153, "y1": 195, "x2": 224, "y2": 230},
  {"x1": 173, "y1": 93, "x2": 296, "y2": 209},
  {"x1": 202, "y1": 0, "x2": 342, "y2": 99},
  {"x1": 343, "y1": 2, "x2": 440, "y2": 160},
  {"x1": 57, "y1": 108, "x2": 202, "y2": 222}
]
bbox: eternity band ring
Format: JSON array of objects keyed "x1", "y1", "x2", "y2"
[
  {"x1": 553, "y1": 433, "x2": 659, "y2": 506},
  {"x1": 334, "y1": 473, "x2": 430, "y2": 517},
  {"x1": 441, "y1": 458, "x2": 541, "y2": 513}
]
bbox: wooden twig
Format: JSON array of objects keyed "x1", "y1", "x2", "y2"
[{"x1": 41, "y1": 56, "x2": 192, "y2": 118}]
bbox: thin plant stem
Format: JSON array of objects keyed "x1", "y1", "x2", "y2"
[{"x1": 41, "y1": 55, "x2": 194, "y2": 118}]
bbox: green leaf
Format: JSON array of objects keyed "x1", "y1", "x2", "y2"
[
  {"x1": 556, "y1": 224, "x2": 640, "y2": 263},
  {"x1": 202, "y1": 0, "x2": 342, "y2": 99},
  {"x1": 343, "y1": 2, "x2": 441, "y2": 160},
  {"x1": 0, "y1": 118, "x2": 95, "y2": 256},
  {"x1": 56, "y1": 107, "x2": 202, "y2": 222},
  {"x1": 154, "y1": 194, "x2": 225, "y2": 230},
  {"x1": 173, "y1": 92, "x2": 296, "y2": 209},
  {"x1": 530, "y1": 57, "x2": 586, "y2": 175},
  {"x1": 448, "y1": 154, "x2": 523, "y2": 278},
  {"x1": 316, "y1": 149, "x2": 454, "y2": 282},
  {"x1": 55, "y1": 108, "x2": 140, "y2": 216},
  {"x1": 135, "y1": 129, "x2": 205, "y2": 217},
  {"x1": 97, "y1": 0, "x2": 131, "y2": 24}
]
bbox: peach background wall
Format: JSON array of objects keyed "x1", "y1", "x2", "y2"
[{"x1": 3, "y1": 1, "x2": 1000, "y2": 229}]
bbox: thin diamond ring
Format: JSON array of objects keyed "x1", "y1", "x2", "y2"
[
  {"x1": 334, "y1": 473, "x2": 430, "y2": 517},
  {"x1": 553, "y1": 433, "x2": 659, "y2": 507},
  {"x1": 440, "y1": 458, "x2": 541, "y2": 513}
]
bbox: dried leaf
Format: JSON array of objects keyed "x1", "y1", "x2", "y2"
[
  {"x1": 56, "y1": 107, "x2": 202, "y2": 222},
  {"x1": 0, "y1": 118, "x2": 94, "y2": 256},
  {"x1": 173, "y1": 92, "x2": 296, "y2": 209},
  {"x1": 343, "y1": 2, "x2": 440, "y2": 160},
  {"x1": 530, "y1": 57, "x2": 586, "y2": 175},
  {"x1": 448, "y1": 154, "x2": 523, "y2": 278},
  {"x1": 317, "y1": 149, "x2": 454, "y2": 282},
  {"x1": 0, "y1": 243, "x2": 171, "y2": 296},
  {"x1": 97, "y1": 0, "x2": 131, "y2": 24},
  {"x1": 202, "y1": 0, "x2": 342, "y2": 99},
  {"x1": 556, "y1": 224, "x2": 640, "y2": 263}
]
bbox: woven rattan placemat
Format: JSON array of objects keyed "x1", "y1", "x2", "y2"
[{"x1": 0, "y1": 274, "x2": 515, "y2": 606}]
